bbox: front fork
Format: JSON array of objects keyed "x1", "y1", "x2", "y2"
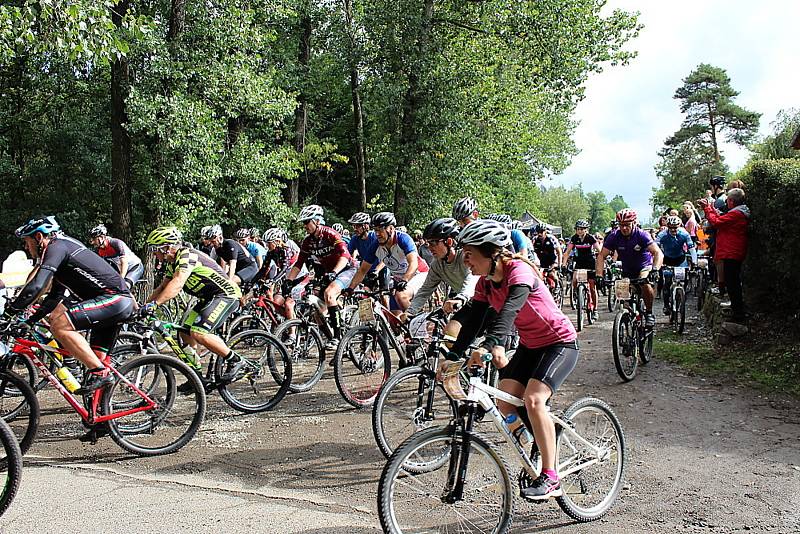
[{"x1": 443, "y1": 404, "x2": 477, "y2": 503}]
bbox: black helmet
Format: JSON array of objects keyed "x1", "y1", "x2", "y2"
[
  {"x1": 575, "y1": 219, "x2": 590, "y2": 229},
  {"x1": 423, "y1": 218, "x2": 460, "y2": 240},
  {"x1": 709, "y1": 175, "x2": 726, "y2": 187},
  {"x1": 451, "y1": 197, "x2": 478, "y2": 221},
  {"x1": 15, "y1": 215, "x2": 60, "y2": 238},
  {"x1": 89, "y1": 224, "x2": 108, "y2": 238},
  {"x1": 371, "y1": 212, "x2": 397, "y2": 228}
]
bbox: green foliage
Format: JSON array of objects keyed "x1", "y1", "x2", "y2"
[
  {"x1": 538, "y1": 185, "x2": 588, "y2": 233},
  {"x1": 748, "y1": 109, "x2": 800, "y2": 162}
]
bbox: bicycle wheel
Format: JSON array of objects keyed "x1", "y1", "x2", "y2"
[
  {"x1": 334, "y1": 325, "x2": 391, "y2": 408},
  {"x1": 586, "y1": 286, "x2": 595, "y2": 326},
  {"x1": 576, "y1": 285, "x2": 585, "y2": 332},
  {"x1": 372, "y1": 365, "x2": 455, "y2": 460},
  {"x1": 568, "y1": 283, "x2": 576, "y2": 310},
  {"x1": 273, "y1": 319, "x2": 325, "y2": 393},
  {"x1": 226, "y1": 313, "x2": 270, "y2": 340},
  {"x1": 612, "y1": 310, "x2": 638, "y2": 381},
  {"x1": 105, "y1": 354, "x2": 205, "y2": 456},
  {"x1": 215, "y1": 329, "x2": 292, "y2": 413},
  {"x1": 675, "y1": 287, "x2": 686, "y2": 334},
  {"x1": 0, "y1": 418, "x2": 22, "y2": 517},
  {"x1": 0, "y1": 371, "x2": 39, "y2": 458},
  {"x1": 551, "y1": 280, "x2": 564, "y2": 309},
  {"x1": 639, "y1": 326, "x2": 654, "y2": 365},
  {"x1": 378, "y1": 426, "x2": 514, "y2": 534},
  {"x1": 556, "y1": 397, "x2": 626, "y2": 522}
]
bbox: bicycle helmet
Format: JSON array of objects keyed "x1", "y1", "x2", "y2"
[
  {"x1": 422, "y1": 218, "x2": 460, "y2": 240},
  {"x1": 534, "y1": 224, "x2": 548, "y2": 233},
  {"x1": 15, "y1": 215, "x2": 60, "y2": 238},
  {"x1": 332, "y1": 223, "x2": 344, "y2": 234},
  {"x1": 234, "y1": 228, "x2": 250, "y2": 239},
  {"x1": 371, "y1": 212, "x2": 397, "y2": 228},
  {"x1": 456, "y1": 219, "x2": 511, "y2": 248},
  {"x1": 201, "y1": 224, "x2": 223, "y2": 240},
  {"x1": 615, "y1": 209, "x2": 637, "y2": 224},
  {"x1": 88, "y1": 224, "x2": 108, "y2": 238},
  {"x1": 451, "y1": 197, "x2": 478, "y2": 221},
  {"x1": 262, "y1": 228, "x2": 283, "y2": 243},
  {"x1": 146, "y1": 226, "x2": 183, "y2": 247},
  {"x1": 666, "y1": 215, "x2": 682, "y2": 228},
  {"x1": 709, "y1": 175, "x2": 726, "y2": 188},
  {"x1": 249, "y1": 227, "x2": 260, "y2": 239},
  {"x1": 575, "y1": 219, "x2": 590, "y2": 229},
  {"x1": 486, "y1": 213, "x2": 513, "y2": 226},
  {"x1": 348, "y1": 212, "x2": 370, "y2": 224},
  {"x1": 297, "y1": 204, "x2": 324, "y2": 222}
]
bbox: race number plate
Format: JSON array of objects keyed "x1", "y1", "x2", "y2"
[
  {"x1": 358, "y1": 298, "x2": 376, "y2": 322},
  {"x1": 674, "y1": 267, "x2": 686, "y2": 281},
  {"x1": 442, "y1": 362, "x2": 467, "y2": 400},
  {"x1": 615, "y1": 279, "x2": 631, "y2": 300},
  {"x1": 575, "y1": 269, "x2": 588, "y2": 283}
]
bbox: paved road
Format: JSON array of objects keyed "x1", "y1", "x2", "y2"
[{"x1": 2, "y1": 302, "x2": 799, "y2": 533}]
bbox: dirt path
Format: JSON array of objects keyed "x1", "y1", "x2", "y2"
[{"x1": 3, "y1": 302, "x2": 799, "y2": 533}]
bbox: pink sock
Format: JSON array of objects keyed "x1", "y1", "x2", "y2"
[{"x1": 543, "y1": 468, "x2": 559, "y2": 481}]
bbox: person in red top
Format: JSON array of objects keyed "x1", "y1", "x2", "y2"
[
  {"x1": 699, "y1": 187, "x2": 749, "y2": 322},
  {"x1": 284, "y1": 205, "x2": 357, "y2": 344}
]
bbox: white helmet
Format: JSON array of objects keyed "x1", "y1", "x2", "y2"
[
  {"x1": 666, "y1": 216, "x2": 682, "y2": 228},
  {"x1": 201, "y1": 224, "x2": 223, "y2": 239},
  {"x1": 457, "y1": 219, "x2": 511, "y2": 248},
  {"x1": 262, "y1": 227, "x2": 284, "y2": 242},
  {"x1": 452, "y1": 197, "x2": 478, "y2": 221},
  {"x1": 486, "y1": 213, "x2": 512, "y2": 227},
  {"x1": 347, "y1": 212, "x2": 371, "y2": 225},
  {"x1": 332, "y1": 223, "x2": 344, "y2": 234},
  {"x1": 297, "y1": 204, "x2": 324, "y2": 222}
]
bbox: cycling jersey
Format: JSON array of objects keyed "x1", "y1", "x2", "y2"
[
  {"x1": 264, "y1": 246, "x2": 298, "y2": 279},
  {"x1": 246, "y1": 241, "x2": 267, "y2": 265},
  {"x1": 533, "y1": 235, "x2": 559, "y2": 267},
  {"x1": 603, "y1": 228, "x2": 654, "y2": 278},
  {"x1": 657, "y1": 228, "x2": 695, "y2": 260},
  {"x1": 363, "y1": 231, "x2": 428, "y2": 278},
  {"x1": 296, "y1": 226, "x2": 354, "y2": 274},
  {"x1": 569, "y1": 234, "x2": 597, "y2": 269},
  {"x1": 407, "y1": 249, "x2": 478, "y2": 315},
  {"x1": 214, "y1": 239, "x2": 256, "y2": 274},
  {"x1": 510, "y1": 229, "x2": 528, "y2": 254},
  {"x1": 164, "y1": 247, "x2": 241, "y2": 300},
  {"x1": 348, "y1": 231, "x2": 379, "y2": 272},
  {"x1": 95, "y1": 237, "x2": 142, "y2": 270}
]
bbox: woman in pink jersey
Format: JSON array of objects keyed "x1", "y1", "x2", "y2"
[{"x1": 444, "y1": 219, "x2": 578, "y2": 501}]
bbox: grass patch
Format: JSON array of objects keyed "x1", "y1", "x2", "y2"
[{"x1": 655, "y1": 330, "x2": 800, "y2": 397}]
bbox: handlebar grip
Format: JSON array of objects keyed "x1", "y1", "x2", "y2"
[{"x1": 480, "y1": 352, "x2": 493, "y2": 363}]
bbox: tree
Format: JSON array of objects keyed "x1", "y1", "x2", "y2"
[
  {"x1": 585, "y1": 191, "x2": 613, "y2": 232},
  {"x1": 538, "y1": 185, "x2": 589, "y2": 234},
  {"x1": 748, "y1": 108, "x2": 800, "y2": 161},
  {"x1": 608, "y1": 194, "x2": 628, "y2": 214}
]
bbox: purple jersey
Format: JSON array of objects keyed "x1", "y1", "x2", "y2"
[{"x1": 603, "y1": 228, "x2": 654, "y2": 276}]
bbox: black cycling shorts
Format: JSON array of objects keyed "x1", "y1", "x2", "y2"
[
  {"x1": 499, "y1": 341, "x2": 579, "y2": 394},
  {"x1": 125, "y1": 262, "x2": 144, "y2": 288},
  {"x1": 236, "y1": 264, "x2": 259, "y2": 285},
  {"x1": 184, "y1": 296, "x2": 239, "y2": 334},
  {"x1": 663, "y1": 256, "x2": 685, "y2": 267},
  {"x1": 67, "y1": 294, "x2": 135, "y2": 352}
]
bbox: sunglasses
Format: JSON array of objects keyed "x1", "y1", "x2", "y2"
[{"x1": 425, "y1": 239, "x2": 443, "y2": 246}]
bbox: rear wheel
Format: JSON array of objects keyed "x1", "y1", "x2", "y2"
[
  {"x1": 0, "y1": 418, "x2": 23, "y2": 517},
  {"x1": 0, "y1": 371, "x2": 39, "y2": 459},
  {"x1": 612, "y1": 310, "x2": 638, "y2": 382},
  {"x1": 273, "y1": 319, "x2": 325, "y2": 393},
  {"x1": 334, "y1": 325, "x2": 391, "y2": 408}
]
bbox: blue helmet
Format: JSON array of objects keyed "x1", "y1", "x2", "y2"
[{"x1": 15, "y1": 215, "x2": 60, "y2": 238}]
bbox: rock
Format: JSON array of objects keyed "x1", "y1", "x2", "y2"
[
  {"x1": 721, "y1": 321, "x2": 749, "y2": 337},
  {"x1": 716, "y1": 332, "x2": 733, "y2": 345}
]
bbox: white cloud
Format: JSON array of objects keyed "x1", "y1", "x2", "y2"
[{"x1": 555, "y1": 0, "x2": 800, "y2": 218}]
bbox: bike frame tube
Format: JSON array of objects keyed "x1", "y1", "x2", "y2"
[{"x1": 10, "y1": 337, "x2": 158, "y2": 423}]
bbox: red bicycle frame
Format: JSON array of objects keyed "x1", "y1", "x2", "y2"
[{"x1": 10, "y1": 337, "x2": 158, "y2": 424}]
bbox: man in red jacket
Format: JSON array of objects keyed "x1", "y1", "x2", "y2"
[{"x1": 699, "y1": 188, "x2": 749, "y2": 322}]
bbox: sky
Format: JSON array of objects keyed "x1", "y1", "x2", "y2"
[{"x1": 551, "y1": 0, "x2": 800, "y2": 221}]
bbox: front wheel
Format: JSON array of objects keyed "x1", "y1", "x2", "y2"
[
  {"x1": 576, "y1": 284, "x2": 585, "y2": 332},
  {"x1": 556, "y1": 397, "x2": 626, "y2": 522},
  {"x1": 675, "y1": 287, "x2": 686, "y2": 334},
  {"x1": 612, "y1": 310, "x2": 638, "y2": 382},
  {"x1": 105, "y1": 354, "x2": 206, "y2": 456},
  {"x1": 334, "y1": 325, "x2": 391, "y2": 408},
  {"x1": 0, "y1": 371, "x2": 39, "y2": 459},
  {"x1": 215, "y1": 329, "x2": 292, "y2": 413},
  {"x1": 0, "y1": 418, "x2": 23, "y2": 517},
  {"x1": 378, "y1": 426, "x2": 514, "y2": 534},
  {"x1": 273, "y1": 319, "x2": 325, "y2": 393}
]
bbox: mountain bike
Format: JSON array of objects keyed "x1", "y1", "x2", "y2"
[
  {"x1": 611, "y1": 278, "x2": 653, "y2": 382},
  {"x1": 541, "y1": 267, "x2": 564, "y2": 308},
  {"x1": 662, "y1": 266, "x2": 687, "y2": 334},
  {"x1": 0, "y1": 417, "x2": 22, "y2": 517},
  {"x1": 377, "y1": 357, "x2": 626, "y2": 533},
  {"x1": 573, "y1": 269, "x2": 595, "y2": 331},
  {"x1": 113, "y1": 316, "x2": 291, "y2": 413},
  {"x1": 0, "y1": 320, "x2": 206, "y2": 456},
  {"x1": 694, "y1": 257, "x2": 711, "y2": 311},
  {"x1": 603, "y1": 259, "x2": 622, "y2": 312}
]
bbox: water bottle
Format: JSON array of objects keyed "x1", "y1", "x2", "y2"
[
  {"x1": 504, "y1": 413, "x2": 532, "y2": 448},
  {"x1": 183, "y1": 345, "x2": 201, "y2": 370},
  {"x1": 56, "y1": 366, "x2": 81, "y2": 393}
]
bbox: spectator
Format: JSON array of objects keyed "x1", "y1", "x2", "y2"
[
  {"x1": 727, "y1": 179, "x2": 745, "y2": 192},
  {"x1": 699, "y1": 188, "x2": 749, "y2": 323},
  {"x1": 707, "y1": 175, "x2": 729, "y2": 292},
  {"x1": 681, "y1": 201, "x2": 700, "y2": 243}
]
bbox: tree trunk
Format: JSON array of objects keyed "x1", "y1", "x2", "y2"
[
  {"x1": 110, "y1": 0, "x2": 133, "y2": 244},
  {"x1": 285, "y1": 15, "x2": 312, "y2": 208},
  {"x1": 393, "y1": 0, "x2": 434, "y2": 222},
  {"x1": 167, "y1": 0, "x2": 187, "y2": 43},
  {"x1": 708, "y1": 102, "x2": 719, "y2": 163},
  {"x1": 343, "y1": 0, "x2": 367, "y2": 210}
]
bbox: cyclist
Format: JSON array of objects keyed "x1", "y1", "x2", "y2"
[
  {"x1": 533, "y1": 224, "x2": 562, "y2": 288},
  {"x1": 346, "y1": 212, "x2": 428, "y2": 312},
  {"x1": 5, "y1": 216, "x2": 134, "y2": 395},
  {"x1": 88, "y1": 224, "x2": 144, "y2": 290},
  {"x1": 451, "y1": 196, "x2": 480, "y2": 227},
  {"x1": 235, "y1": 228, "x2": 267, "y2": 281},
  {"x1": 404, "y1": 217, "x2": 478, "y2": 339},
  {"x1": 440, "y1": 219, "x2": 578, "y2": 500},
  {"x1": 262, "y1": 227, "x2": 303, "y2": 321},
  {"x1": 332, "y1": 223, "x2": 349, "y2": 245},
  {"x1": 347, "y1": 211, "x2": 389, "y2": 290},
  {"x1": 596, "y1": 209, "x2": 663, "y2": 328},
  {"x1": 563, "y1": 220, "x2": 600, "y2": 319},
  {"x1": 144, "y1": 226, "x2": 245, "y2": 386},
  {"x1": 200, "y1": 225, "x2": 259, "y2": 286},
  {"x1": 656, "y1": 215, "x2": 697, "y2": 315},
  {"x1": 197, "y1": 226, "x2": 217, "y2": 259},
  {"x1": 284, "y1": 205, "x2": 357, "y2": 345},
  {"x1": 485, "y1": 213, "x2": 532, "y2": 260}
]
